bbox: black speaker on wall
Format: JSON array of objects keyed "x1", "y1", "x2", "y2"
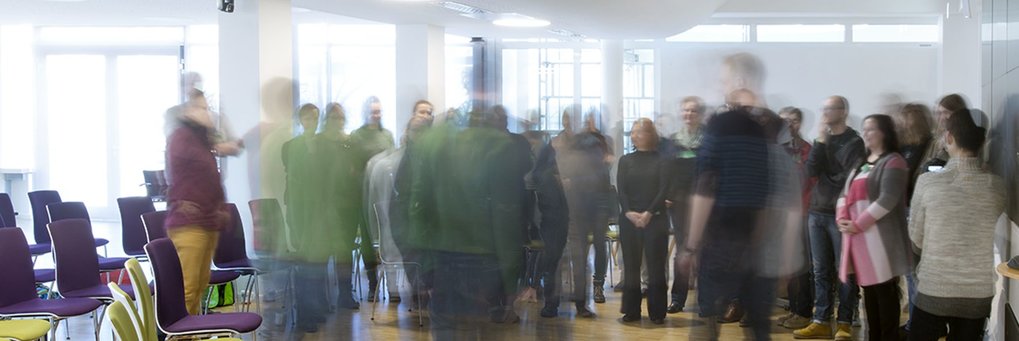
[
  {"x1": 1007, "y1": 304, "x2": 1019, "y2": 341},
  {"x1": 218, "y1": 0, "x2": 234, "y2": 13}
]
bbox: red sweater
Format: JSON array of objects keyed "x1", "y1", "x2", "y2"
[{"x1": 165, "y1": 124, "x2": 228, "y2": 231}]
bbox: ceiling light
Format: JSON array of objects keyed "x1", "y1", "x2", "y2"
[{"x1": 492, "y1": 13, "x2": 550, "y2": 27}]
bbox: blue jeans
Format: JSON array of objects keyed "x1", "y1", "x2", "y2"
[{"x1": 807, "y1": 212, "x2": 859, "y2": 324}]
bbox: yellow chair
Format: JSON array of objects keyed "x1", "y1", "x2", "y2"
[
  {"x1": 115, "y1": 259, "x2": 241, "y2": 341},
  {"x1": 0, "y1": 319, "x2": 50, "y2": 341}
]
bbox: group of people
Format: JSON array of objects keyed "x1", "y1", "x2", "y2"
[{"x1": 161, "y1": 67, "x2": 1004, "y2": 340}]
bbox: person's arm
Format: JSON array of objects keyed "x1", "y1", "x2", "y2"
[
  {"x1": 805, "y1": 139, "x2": 827, "y2": 178},
  {"x1": 908, "y1": 174, "x2": 929, "y2": 255},
  {"x1": 850, "y1": 155, "x2": 908, "y2": 232},
  {"x1": 616, "y1": 155, "x2": 632, "y2": 215},
  {"x1": 647, "y1": 158, "x2": 671, "y2": 214}
]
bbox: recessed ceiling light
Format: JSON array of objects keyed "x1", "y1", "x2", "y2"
[{"x1": 492, "y1": 13, "x2": 549, "y2": 28}]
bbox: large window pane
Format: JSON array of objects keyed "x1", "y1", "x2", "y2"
[
  {"x1": 852, "y1": 25, "x2": 939, "y2": 43},
  {"x1": 666, "y1": 25, "x2": 750, "y2": 43},
  {"x1": 46, "y1": 55, "x2": 107, "y2": 207},
  {"x1": 757, "y1": 24, "x2": 846, "y2": 42},
  {"x1": 117, "y1": 55, "x2": 179, "y2": 198}
]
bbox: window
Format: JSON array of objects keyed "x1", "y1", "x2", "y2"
[
  {"x1": 757, "y1": 24, "x2": 846, "y2": 43},
  {"x1": 0, "y1": 25, "x2": 35, "y2": 170},
  {"x1": 622, "y1": 49, "x2": 654, "y2": 152},
  {"x1": 500, "y1": 46, "x2": 602, "y2": 134},
  {"x1": 666, "y1": 25, "x2": 750, "y2": 43},
  {"x1": 445, "y1": 34, "x2": 472, "y2": 114},
  {"x1": 852, "y1": 25, "x2": 938, "y2": 43}
]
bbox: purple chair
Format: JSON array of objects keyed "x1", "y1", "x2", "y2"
[
  {"x1": 0, "y1": 228, "x2": 103, "y2": 340},
  {"x1": 116, "y1": 197, "x2": 156, "y2": 260},
  {"x1": 47, "y1": 201, "x2": 128, "y2": 273},
  {"x1": 145, "y1": 238, "x2": 262, "y2": 339},
  {"x1": 214, "y1": 204, "x2": 263, "y2": 312},
  {"x1": 25, "y1": 191, "x2": 60, "y2": 257},
  {"x1": 141, "y1": 210, "x2": 168, "y2": 243},
  {"x1": 0, "y1": 193, "x2": 17, "y2": 228}
]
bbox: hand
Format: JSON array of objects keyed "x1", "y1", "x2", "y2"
[
  {"x1": 677, "y1": 248, "x2": 697, "y2": 278},
  {"x1": 665, "y1": 200, "x2": 673, "y2": 208},
  {"x1": 214, "y1": 141, "x2": 242, "y2": 156},
  {"x1": 638, "y1": 212, "x2": 653, "y2": 228},
  {"x1": 816, "y1": 122, "x2": 830, "y2": 144},
  {"x1": 837, "y1": 219, "x2": 859, "y2": 234},
  {"x1": 625, "y1": 211, "x2": 642, "y2": 227}
]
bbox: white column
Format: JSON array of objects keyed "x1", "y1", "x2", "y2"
[
  {"x1": 602, "y1": 40, "x2": 625, "y2": 158},
  {"x1": 395, "y1": 24, "x2": 444, "y2": 142},
  {"x1": 218, "y1": 0, "x2": 294, "y2": 242},
  {"x1": 940, "y1": 0, "x2": 982, "y2": 106}
]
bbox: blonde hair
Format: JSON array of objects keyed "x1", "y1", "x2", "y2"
[{"x1": 896, "y1": 103, "x2": 933, "y2": 146}]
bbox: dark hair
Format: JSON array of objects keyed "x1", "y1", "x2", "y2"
[
  {"x1": 778, "y1": 106, "x2": 803, "y2": 121},
  {"x1": 945, "y1": 109, "x2": 986, "y2": 153},
  {"x1": 412, "y1": 99, "x2": 433, "y2": 113},
  {"x1": 863, "y1": 114, "x2": 899, "y2": 154},
  {"x1": 938, "y1": 93, "x2": 967, "y2": 113},
  {"x1": 897, "y1": 103, "x2": 933, "y2": 146}
]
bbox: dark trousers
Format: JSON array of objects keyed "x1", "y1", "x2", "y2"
[
  {"x1": 429, "y1": 251, "x2": 502, "y2": 340},
  {"x1": 295, "y1": 262, "x2": 329, "y2": 329},
  {"x1": 566, "y1": 191, "x2": 609, "y2": 306},
  {"x1": 619, "y1": 213, "x2": 669, "y2": 319},
  {"x1": 540, "y1": 219, "x2": 569, "y2": 307},
  {"x1": 788, "y1": 269, "x2": 815, "y2": 318},
  {"x1": 357, "y1": 219, "x2": 379, "y2": 289},
  {"x1": 668, "y1": 204, "x2": 691, "y2": 307},
  {"x1": 862, "y1": 278, "x2": 901, "y2": 341},
  {"x1": 908, "y1": 307, "x2": 986, "y2": 341}
]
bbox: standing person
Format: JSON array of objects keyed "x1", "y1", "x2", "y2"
[
  {"x1": 282, "y1": 104, "x2": 330, "y2": 332},
  {"x1": 318, "y1": 103, "x2": 361, "y2": 310},
  {"x1": 663, "y1": 96, "x2": 706, "y2": 314},
  {"x1": 164, "y1": 90, "x2": 232, "y2": 315},
  {"x1": 795, "y1": 96, "x2": 864, "y2": 341},
  {"x1": 561, "y1": 109, "x2": 615, "y2": 316},
  {"x1": 350, "y1": 95, "x2": 395, "y2": 302},
  {"x1": 894, "y1": 103, "x2": 934, "y2": 336},
  {"x1": 617, "y1": 119, "x2": 671, "y2": 324},
  {"x1": 777, "y1": 106, "x2": 815, "y2": 330},
  {"x1": 836, "y1": 114, "x2": 912, "y2": 341},
  {"x1": 530, "y1": 140, "x2": 571, "y2": 318},
  {"x1": 908, "y1": 110, "x2": 1004, "y2": 341},
  {"x1": 918, "y1": 94, "x2": 967, "y2": 173}
]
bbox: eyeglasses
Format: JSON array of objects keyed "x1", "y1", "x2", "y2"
[{"x1": 823, "y1": 106, "x2": 845, "y2": 111}]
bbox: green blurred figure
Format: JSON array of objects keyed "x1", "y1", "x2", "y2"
[{"x1": 350, "y1": 96, "x2": 395, "y2": 301}]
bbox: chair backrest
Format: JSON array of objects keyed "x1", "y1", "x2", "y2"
[
  {"x1": 46, "y1": 201, "x2": 90, "y2": 224},
  {"x1": 117, "y1": 197, "x2": 156, "y2": 256},
  {"x1": 107, "y1": 281, "x2": 144, "y2": 341},
  {"x1": 248, "y1": 199, "x2": 285, "y2": 255},
  {"x1": 27, "y1": 190, "x2": 61, "y2": 244},
  {"x1": 0, "y1": 193, "x2": 16, "y2": 228},
  {"x1": 142, "y1": 170, "x2": 168, "y2": 202},
  {"x1": 144, "y1": 238, "x2": 189, "y2": 330},
  {"x1": 0, "y1": 228, "x2": 42, "y2": 308},
  {"x1": 107, "y1": 300, "x2": 141, "y2": 341},
  {"x1": 140, "y1": 211, "x2": 168, "y2": 242},
  {"x1": 214, "y1": 203, "x2": 248, "y2": 267},
  {"x1": 125, "y1": 258, "x2": 157, "y2": 341},
  {"x1": 47, "y1": 218, "x2": 101, "y2": 294}
]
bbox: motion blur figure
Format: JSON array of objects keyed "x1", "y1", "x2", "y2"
[
  {"x1": 318, "y1": 102, "x2": 361, "y2": 310},
  {"x1": 350, "y1": 95, "x2": 395, "y2": 302},
  {"x1": 407, "y1": 109, "x2": 530, "y2": 339}
]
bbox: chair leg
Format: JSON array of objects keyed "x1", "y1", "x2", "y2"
[{"x1": 370, "y1": 266, "x2": 382, "y2": 321}]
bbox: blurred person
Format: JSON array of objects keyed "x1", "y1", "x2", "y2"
[
  {"x1": 318, "y1": 103, "x2": 362, "y2": 309},
  {"x1": 164, "y1": 89, "x2": 232, "y2": 315},
  {"x1": 721, "y1": 52, "x2": 767, "y2": 108},
  {"x1": 559, "y1": 108, "x2": 615, "y2": 315},
  {"x1": 617, "y1": 119, "x2": 671, "y2": 325},
  {"x1": 528, "y1": 134, "x2": 570, "y2": 318},
  {"x1": 919, "y1": 94, "x2": 967, "y2": 173},
  {"x1": 776, "y1": 106, "x2": 815, "y2": 330},
  {"x1": 351, "y1": 95, "x2": 395, "y2": 302},
  {"x1": 835, "y1": 114, "x2": 911, "y2": 341},
  {"x1": 678, "y1": 105, "x2": 775, "y2": 340},
  {"x1": 282, "y1": 104, "x2": 331, "y2": 332},
  {"x1": 795, "y1": 95, "x2": 864, "y2": 341},
  {"x1": 661, "y1": 96, "x2": 706, "y2": 314},
  {"x1": 412, "y1": 99, "x2": 434, "y2": 121},
  {"x1": 908, "y1": 110, "x2": 1003, "y2": 341},
  {"x1": 165, "y1": 72, "x2": 243, "y2": 157},
  {"x1": 389, "y1": 108, "x2": 437, "y2": 307},
  {"x1": 895, "y1": 103, "x2": 934, "y2": 336},
  {"x1": 407, "y1": 109, "x2": 529, "y2": 338}
]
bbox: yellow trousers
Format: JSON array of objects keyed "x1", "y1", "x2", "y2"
[{"x1": 167, "y1": 225, "x2": 220, "y2": 315}]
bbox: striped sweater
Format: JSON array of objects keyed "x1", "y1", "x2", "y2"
[{"x1": 836, "y1": 152, "x2": 911, "y2": 286}]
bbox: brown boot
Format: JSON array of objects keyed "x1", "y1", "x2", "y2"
[{"x1": 718, "y1": 300, "x2": 744, "y2": 323}]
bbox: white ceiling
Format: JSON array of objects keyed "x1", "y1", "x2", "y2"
[{"x1": 0, "y1": 0, "x2": 944, "y2": 39}]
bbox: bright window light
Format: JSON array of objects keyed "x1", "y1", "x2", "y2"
[
  {"x1": 852, "y1": 25, "x2": 938, "y2": 43},
  {"x1": 666, "y1": 25, "x2": 749, "y2": 42},
  {"x1": 757, "y1": 24, "x2": 845, "y2": 43},
  {"x1": 38, "y1": 27, "x2": 184, "y2": 45}
]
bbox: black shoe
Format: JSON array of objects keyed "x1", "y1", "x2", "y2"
[
  {"x1": 576, "y1": 306, "x2": 596, "y2": 318},
  {"x1": 667, "y1": 302, "x2": 683, "y2": 314},
  {"x1": 651, "y1": 318, "x2": 665, "y2": 325},
  {"x1": 389, "y1": 295, "x2": 401, "y2": 303},
  {"x1": 593, "y1": 287, "x2": 606, "y2": 304},
  {"x1": 620, "y1": 314, "x2": 640, "y2": 323},
  {"x1": 366, "y1": 290, "x2": 378, "y2": 302},
  {"x1": 541, "y1": 305, "x2": 558, "y2": 318}
]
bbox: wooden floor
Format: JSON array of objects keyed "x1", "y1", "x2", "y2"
[{"x1": 18, "y1": 219, "x2": 866, "y2": 340}]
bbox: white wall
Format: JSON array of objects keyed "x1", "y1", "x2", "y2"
[{"x1": 657, "y1": 42, "x2": 939, "y2": 138}]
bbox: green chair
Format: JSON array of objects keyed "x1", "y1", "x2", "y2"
[
  {"x1": 120, "y1": 259, "x2": 241, "y2": 341},
  {"x1": 0, "y1": 319, "x2": 50, "y2": 341}
]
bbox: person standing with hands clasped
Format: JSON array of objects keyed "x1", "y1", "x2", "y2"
[
  {"x1": 617, "y1": 118, "x2": 671, "y2": 325},
  {"x1": 836, "y1": 114, "x2": 912, "y2": 341}
]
